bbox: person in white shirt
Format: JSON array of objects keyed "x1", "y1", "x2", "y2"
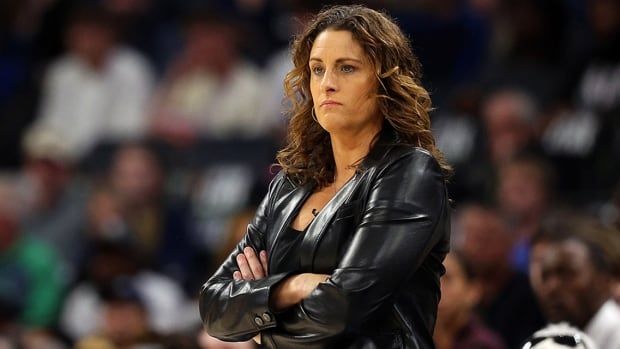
[
  {"x1": 149, "y1": 13, "x2": 269, "y2": 145},
  {"x1": 26, "y1": 6, "x2": 154, "y2": 161},
  {"x1": 529, "y1": 215, "x2": 620, "y2": 349}
]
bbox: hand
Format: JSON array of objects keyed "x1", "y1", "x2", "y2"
[
  {"x1": 233, "y1": 247, "x2": 269, "y2": 281},
  {"x1": 270, "y1": 273, "x2": 330, "y2": 311},
  {"x1": 232, "y1": 247, "x2": 268, "y2": 345}
]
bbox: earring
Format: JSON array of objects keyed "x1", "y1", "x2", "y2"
[{"x1": 311, "y1": 107, "x2": 318, "y2": 122}]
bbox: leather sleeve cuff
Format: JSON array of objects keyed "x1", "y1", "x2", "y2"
[{"x1": 247, "y1": 272, "x2": 291, "y2": 331}]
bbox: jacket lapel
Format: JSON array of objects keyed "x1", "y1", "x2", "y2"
[
  {"x1": 267, "y1": 180, "x2": 313, "y2": 271},
  {"x1": 299, "y1": 173, "x2": 364, "y2": 269}
]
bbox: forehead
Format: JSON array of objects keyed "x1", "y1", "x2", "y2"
[
  {"x1": 537, "y1": 239, "x2": 593, "y2": 269},
  {"x1": 310, "y1": 30, "x2": 367, "y2": 61}
]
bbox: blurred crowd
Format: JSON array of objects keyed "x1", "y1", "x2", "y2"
[{"x1": 1, "y1": 0, "x2": 619, "y2": 348}]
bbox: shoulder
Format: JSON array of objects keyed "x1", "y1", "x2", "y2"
[
  {"x1": 376, "y1": 145, "x2": 444, "y2": 181},
  {"x1": 269, "y1": 169, "x2": 288, "y2": 188},
  {"x1": 264, "y1": 169, "x2": 291, "y2": 198},
  {"x1": 45, "y1": 55, "x2": 83, "y2": 84}
]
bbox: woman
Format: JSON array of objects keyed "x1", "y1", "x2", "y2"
[{"x1": 199, "y1": 5, "x2": 452, "y2": 348}]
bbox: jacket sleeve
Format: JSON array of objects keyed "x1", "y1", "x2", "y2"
[
  {"x1": 261, "y1": 151, "x2": 448, "y2": 348},
  {"x1": 199, "y1": 171, "x2": 291, "y2": 341}
]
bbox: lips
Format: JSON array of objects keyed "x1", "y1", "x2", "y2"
[{"x1": 320, "y1": 100, "x2": 342, "y2": 107}]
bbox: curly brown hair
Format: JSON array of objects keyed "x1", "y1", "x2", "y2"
[{"x1": 276, "y1": 5, "x2": 452, "y2": 187}]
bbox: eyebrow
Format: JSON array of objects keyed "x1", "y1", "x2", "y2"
[{"x1": 309, "y1": 57, "x2": 364, "y2": 64}]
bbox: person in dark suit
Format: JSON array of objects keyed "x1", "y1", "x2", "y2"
[{"x1": 199, "y1": 5, "x2": 452, "y2": 348}]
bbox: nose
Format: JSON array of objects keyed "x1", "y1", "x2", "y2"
[
  {"x1": 540, "y1": 272, "x2": 562, "y2": 298},
  {"x1": 320, "y1": 68, "x2": 337, "y2": 94}
]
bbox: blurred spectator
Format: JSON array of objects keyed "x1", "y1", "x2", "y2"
[
  {"x1": 434, "y1": 251, "x2": 506, "y2": 349},
  {"x1": 103, "y1": 143, "x2": 200, "y2": 290},
  {"x1": 19, "y1": 128, "x2": 89, "y2": 273},
  {"x1": 481, "y1": 89, "x2": 540, "y2": 166},
  {"x1": 529, "y1": 215, "x2": 620, "y2": 349},
  {"x1": 0, "y1": 178, "x2": 66, "y2": 347},
  {"x1": 73, "y1": 279, "x2": 166, "y2": 349},
  {"x1": 60, "y1": 241, "x2": 196, "y2": 342},
  {"x1": 496, "y1": 155, "x2": 554, "y2": 272},
  {"x1": 455, "y1": 204, "x2": 544, "y2": 348},
  {"x1": 25, "y1": 5, "x2": 154, "y2": 161},
  {"x1": 149, "y1": 12, "x2": 268, "y2": 146}
]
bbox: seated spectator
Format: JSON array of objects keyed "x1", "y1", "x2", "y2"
[
  {"x1": 529, "y1": 215, "x2": 620, "y2": 349},
  {"x1": 482, "y1": 89, "x2": 541, "y2": 166},
  {"x1": 434, "y1": 251, "x2": 506, "y2": 349},
  {"x1": 74, "y1": 279, "x2": 166, "y2": 349},
  {"x1": 455, "y1": 204, "x2": 545, "y2": 348},
  {"x1": 60, "y1": 241, "x2": 196, "y2": 342},
  {"x1": 19, "y1": 128, "x2": 89, "y2": 274},
  {"x1": 25, "y1": 5, "x2": 154, "y2": 161},
  {"x1": 0, "y1": 178, "x2": 66, "y2": 347},
  {"x1": 149, "y1": 12, "x2": 268, "y2": 145},
  {"x1": 496, "y1": 155, "x2": 555, "y2": 273},
  {"x1": 103, "y1": 143, "x2": 200, "y2": 290}
]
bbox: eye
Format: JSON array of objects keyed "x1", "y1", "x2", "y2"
[
  {"x1": 340, "y1": 65, "x2": 355, "y2": 73},
  {"x1": 311, "y1": 65, "x2": 324, "y2": 75}
]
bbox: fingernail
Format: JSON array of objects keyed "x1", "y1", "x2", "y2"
[{"x1": 260, "y1": 251, "x2": 267, "y2": 258}]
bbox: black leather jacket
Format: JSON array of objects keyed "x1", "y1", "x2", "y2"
[{"x1": 199, "y1": 136, "x2": 451, "y2": 349}]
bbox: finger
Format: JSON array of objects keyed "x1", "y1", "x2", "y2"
[
  {"x1": 236, "y1": 254, "x2": 254, "y2": 280},
  {"x1": 244, "y1": 247, "x2": 265, "y2": 279},
  {"x1": 259, "y1": 250, "x2": 269, "y2": 275},
  {"x1": 233, "y1": 271, "x2": 242, "y2": 280}
]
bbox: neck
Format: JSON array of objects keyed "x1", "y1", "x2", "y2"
[{"x1": 329, "y1": 125, "x2": 381, "y2": 184}]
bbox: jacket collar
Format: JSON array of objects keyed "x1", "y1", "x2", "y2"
[
  {"x1": 298, "y1": 170, "x2": 363, "y2": 268},
  {"x1": 358, "y1": 124, "x2": 400, "y2": 172}
]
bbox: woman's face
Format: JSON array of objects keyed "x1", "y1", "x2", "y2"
[{"x1": 309, "y1": 30, "x2": 381, "y2": 136}]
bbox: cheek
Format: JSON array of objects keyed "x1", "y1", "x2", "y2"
[
  {"x1": 351, "y1": 78, "x2": 377, "y2": 105},
  {"x1": 348, "y1": 84, "x2": 379, "y2": 121},
  {"x1": 310, "y1": 77, "x2": 320, "y2": 103}
]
